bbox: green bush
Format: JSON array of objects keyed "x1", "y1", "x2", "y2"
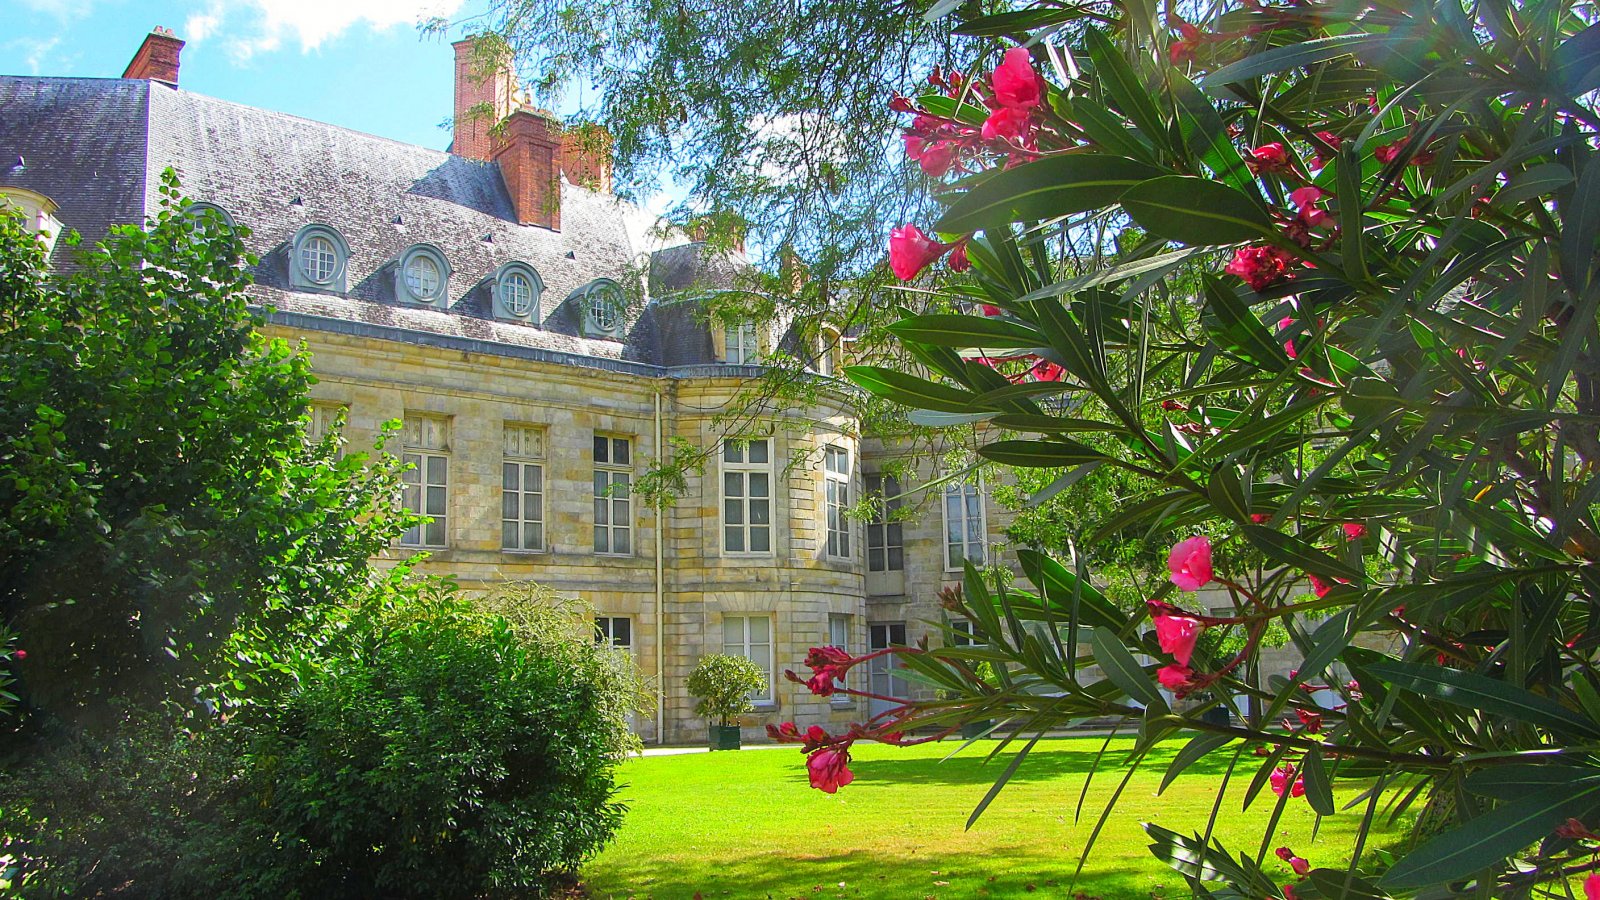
[
  {"x1": 686, "y1": 654, "x2": 765, "y2": 727},
  {"x1": 219, "y1": 586, "x2": 635, "y2": 899}
]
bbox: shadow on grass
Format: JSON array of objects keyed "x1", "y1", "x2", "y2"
[{"x1": 583, "y1": 845, "x2": 1171, "y2": 900}]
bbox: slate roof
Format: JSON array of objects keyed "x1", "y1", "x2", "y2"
[
  {"x1": 0, "y1": 74, "x2": 747, "y2": 369},
  {"x1": 0, "y1": 77, "x2": 150, "y2": 256}
]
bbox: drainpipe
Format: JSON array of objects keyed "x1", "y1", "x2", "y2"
[{"x1": 654, "y1": 390, "x2": 666, "y2": 744}]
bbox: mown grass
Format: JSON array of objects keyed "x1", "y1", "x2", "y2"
[{"x1": 582, "y1": 735, "x2": 1398, "y2": 900}]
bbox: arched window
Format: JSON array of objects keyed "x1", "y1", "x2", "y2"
[
  {"x1": 289, "y1": 223, "x2": 349, "y2": 292},
  {"x1": 396, "y1": 243, "x2": 451, "y2": 305},
  {"x1": 492, "y1": 261, "x2": 544, "y2": 323},
  {"x1": 183, "y1": 202, "x2": 237, "y2": 232},
  {"x1": 573, "y1": 279, "x2": 626, "y2": 339},
  {"x1": 0, "y1": 187, "x2": 63, "y2": 257}
]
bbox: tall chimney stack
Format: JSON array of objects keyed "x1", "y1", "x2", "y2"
[
  {"x1": 493, "y1": 109, "x2": 562, "y2": 230},
  {"x1": 451, "y1": 37, "x2": 515, "y2": 163},
  {"x1": 123, "y1": 26, "x2": 184, "y2": 85}
]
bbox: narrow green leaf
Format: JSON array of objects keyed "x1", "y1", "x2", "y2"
[
  {"x1": 1301, "y1": 749, "x2": 1336, "y2": 817},
  {"x1": 980, "y1": 439, "x2": 1112, "y2": 468},
  {"x1": 1017, "y1": 549, "x2": 1126, "y2": 631},
  {"x1": 1380, "y1": 781, "x2": 1600, "y2": 888},
  {"x1": 1121, "y1": 177, "x2": 1274, "y2": 246},
  {"x1": 937, "y1": 154, "x2": 1166, "y2": 234},
  {"x1": 1160, "y1": 732, "x2": 1234, "y2": 794},
  {"x1": 1241, "y1": 524, "x2": 1366, "y2": 582},
  {"x1": 1200, "y1": 34, "x2": 1392, "y2": 91},
  {"x1": 965, "y1": 735, "x2": 1043, "y2": 830},
  {"x1": 1084, "y1": 27, "x2": 1168, "y2": 148},
  {"x1": 887, "y1": 314, "x2": 1048, "y2": 349},
  {"x1": 1304, "y1": 868, "x2": 1391, "y2": 900},
  {"x1": 844, "y1": 365, "x2": 976, "y2": 413},
  {"x1": 1365, "y1": 660, "x2": 1600, "y2": 738},
  {"x1": 1464, "y1": 764, "x2": 1600, "y2": 801},
  {"x1": 1090, "y1": 625, "x2": 1167, "y2": 711}
]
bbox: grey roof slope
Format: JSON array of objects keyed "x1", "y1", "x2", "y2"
[
  {"x1": 0, "y1": 77, "x2": 150, "y2": 256},
  {"x1": 0, "y1": 74, "x2": 749, "y2": 369}
]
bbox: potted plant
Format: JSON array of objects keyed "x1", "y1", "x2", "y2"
[{"x1": 686, "y1": 654, "x2": 766, "y2": 750}]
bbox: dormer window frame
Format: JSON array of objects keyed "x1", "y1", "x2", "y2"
[
  {"x1": 397, "y1": 243, "x2": 452, "y2": 306},
  {"x1": 492, "y1": 260, "x2": 544, "y2": 323},
  {"x1": 575, "y1": 279, "x2": 627, "y2": 340},
  {"x1": 0, "y1": 187, "x2": 63, "y2": 258},
  {"x1": 289, "y1": 223, "x2": 349, "y2": 293},
  {"x1": 183, "y1": 201, "x2": 237, "y2": 233}
]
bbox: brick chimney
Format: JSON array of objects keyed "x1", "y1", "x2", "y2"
[
  {"x1": 493, "y1": 109, "x2": 562, "y2": 230},
  {"x1": 123, "y1": 26, "x2": 184, "y2": 85},
  {"x1": 561, "y1": 126, "x2": 614, "y2": 193},
  {"x1": 451, "y1": 37, "x2": 515, "y2": 163}
]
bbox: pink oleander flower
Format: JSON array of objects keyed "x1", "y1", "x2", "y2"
[
  {"x1": 1030, "y1": 359, "x2": 1065, "y2": 382},
  {"x1": 1271, "y1": 765, "x2": 1306, "y2": 798},
  {"x1": 1309, "y1": 572, "x2": 1349, "y2": 598},
  {"x1": 1283, "y1": 885, "x2": 1297, "y2": 900},
  {"x1": 807, "y1": 746, "x2": 856, "y2": 793},
  {"x1": 888, "y1": 94, "x2": 914, "y2": 113},
  {"x1": 1295, "y1": 709, "x2": 1323, "y2": 733},
  {"x1": 1278, "y1": 316, "x2": 1299, "y2": 359},
  {"x1": 1310, "y1": 130, "x2": 1344, "y2": 168},
  {"x1": 981, "y1": 106, "x2": 1031, "y2": 143},
  {"x1": 1167, "y1": 535, "x2": 1214, "y2": 592},
  {"x1": 948, "y1": 242, "x2": 971, "y2": 272},
  {"x1": 1225, "y1": 246, "x2": 1296, "y2": 291},
  {"x1": 12, "y1": 649, "x2": 24, "y2": 661},
  {"x1": 805, "y1": 667, "x2": 843, "y2": 696},
  {"x1": 1586, "y1": 872, "x2": 1600, "y2": 900},
  {"x1": 1275, "y1": 847, "x2": 1311, "y2": 876},
  {"x1": 1157, "y1": 663, "x2": 1195, "y2": 690},
  {"x1": 991, "y1": 47, "x2": 1041, "y2": 110},
  {"x1": 1289, "y1": 186, "x2": 1331, "y2": 227},
  {"x1": 980, "y1": 304, "x2": 1002, "y2": 316},
  {"x1": 889, "y1": 224, "x2": 952, "y2": 281},
  {"x1": 1247, "y1": 142, "x2": 1290, "y2": 174},
  {"x1": 1250, "y1": 513, "x2": 1270, "y2": 524},
  {"x1": 805, "y1": 646, "x2": 851, "y2": 668},
  {"x1": 1168, "y1": 18, "x2": 1201, "y2": 65},
  {"x1": 1151, "y1": 609, "x2": 1204, "y2": 666},
  {"x1": 1342, "y1": 522, "x2": 1367, "y2": 540}
]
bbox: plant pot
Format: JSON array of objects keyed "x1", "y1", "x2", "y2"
[
  {"x1": 961, "y1": 720, "x2": 994, "y2": 740},
  {"x1": 710, "y1": 724, "x2": 742, "y2": 751}
]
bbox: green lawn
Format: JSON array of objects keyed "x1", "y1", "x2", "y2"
[{"x1": 583, "y1": 735, "x2": 1396, "y2": 900}]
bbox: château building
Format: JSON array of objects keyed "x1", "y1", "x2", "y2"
[{"x1": 0, "y1": 28, "x2": 1023, "y2": 743}]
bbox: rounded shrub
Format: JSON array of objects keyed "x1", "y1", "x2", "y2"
[
  {"x1": 221, "y1": 587, "x2": 640, "y2": 898},
  {"x1": 686, "y1": 654, "x2": 765, "y2": 727}
]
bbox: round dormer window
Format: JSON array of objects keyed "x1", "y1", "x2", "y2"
[
  {"x1": 589, "y1": 289, "x2": 619, "y2": 331},
  {"x1": 299, "y1": 235, "x2": 339, "y2": 284},
  {"x1": 504, "y1": 271, "x2": 535, "y2": 316},
  {"x1": 491, "y1": 261, "x2": 543, "y2": 323},
  {"x1": 405, "y1": 254, "x2": 440, "y2": 298}
]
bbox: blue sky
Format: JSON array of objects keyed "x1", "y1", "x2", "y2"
[{"x1": 4, "y1": 0, "x2": 504, "y2": 152}]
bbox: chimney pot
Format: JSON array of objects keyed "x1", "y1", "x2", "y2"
[
  {"x1": 492, "y1": 109, "x2": 562, "y2": 231},
  {"x1": 123, "y1": 27, "x2": 185, "y2": 85}
]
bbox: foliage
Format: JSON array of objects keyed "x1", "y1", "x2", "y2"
[
  {"x1": 686, "y1": 653, "x2": 766, "y2": 726},
  {"x1": 0, "y1": 175, "x2": 409, "y2": 727},
  {"x1": 218, "y1": 585, "x2": 633, "y2": 898},
  {"x1": 805, "y1": 1, "x2": 1600, "y2": 897}
]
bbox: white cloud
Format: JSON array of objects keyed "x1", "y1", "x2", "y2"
[
  {"x1": 180, "y1": 0, "x2": 464, "y2": 62},
  {"x1": 7, "y1": 36, "x2": 62, "y2": 75}
]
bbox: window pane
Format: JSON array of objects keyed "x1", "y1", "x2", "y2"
[
  {"x1": 525, "y1": 523, "x2": 542, "y2": 550},
  {"x1": 613, "y1": 439, "x2": 629, "y2": 465},
  {"x1": 724, "y1": 617, "x2": 743, "y2": 645},
  {"x1": 614, "y1": 530, "x2": 630, "y2": 554},
  {"x1": 426, "y1": 455, "x2": 447, "y2": 485},
  {"x1": 750, "y1": 473, "x2": 768, "y2": 498},
  {"x1": 594, "y1": 496, "x2": 609, "y2": 526},
  {"x1": 526, "y1": 465, "x2": 542, "y2": 492},
  {"x1": 615, "y1": 618, "x2": 631, "y2": 646},
  {"x1": 888, "y1": 547, "x2": 904, "y2": 570},
  {"x1": 750, "y1": 498, "x2": 769, "y2": 525},
  {"x1": 593, "y1": 435, "x2": 608, "y2": 463},
  {"x1": 725, "y1": 527, "x2": 743, "y2": 552},
  {"x1": 402, "y1": 523, "x2": 420, "y2": 545},
  {"x1": 725, "y1": 499, "x2": 743, "y2": 526},
  {"x1": 751, "y1": 528, "x2": 769, "y2": 552},
  {"x1": 750, "y1": 440, "x2": 768, "y2": 464},
  {"x1": 426, "y1": 486, "x2": 446, "y2": 516},
  {"x1": 868, "y1": 547, "x2": 884, "y2": 571},
  {"x1": 724, "y1": 472, "x2": 743, "y2": 498},
  {"x1": 612, "y1": 478, "x2": 630, "y2": 500},
  {"x1": 502, "y1": 491, "x2": 519, "y2": 520},
  {"x1": 502, "y1": 462, "x2": 518, "y2": 491},
  {"x1": 594, "y1": 526, "x2": 608, "y2": 553},
  {"x1": 425, "y1": 520, "x2": 444, "y2": 546},
  {"x1": 502, "y1": 521, "x2": 517, "y2": 549}
]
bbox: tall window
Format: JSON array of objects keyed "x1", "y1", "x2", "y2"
[
  {"x1": 723, "y1": 615, "x2": 773, "y2": 701},
  {"x1": 594, "y1": 435, "x2": 632, "y2": 555},
  {"x1": 502, "y1": 424, "x2": 545, "y2": 552},
  {"x1": 595, "y1": 616, "x2": 632, "y2": 653},
  {"x1": 865, "y1": 474, "x2": 904, "y2": 572},
  {"x1": 400, "y1": 415, "x2": 449, "y2": 548},
  {"x1": 824, "y1": 445, "x2": 851, "y2": 559},
  {"x1": 722, "y1": 438, "x2": 772, "y2": 554},
  {"x1": 725, "y1": 322, "x2": 759, "y2": 364},
  {"x1": 829, "y1": 613, "x2": 852, "y2": 699},
  {"x1": 308, "y1": 402, "x2": 345, "y2": 444},
  {"x1": 944, "y1": 481, "x2": 987, "y2": 570},
  {"x1": 950, "y1": 619, "x2": 980, "y2": 647}
]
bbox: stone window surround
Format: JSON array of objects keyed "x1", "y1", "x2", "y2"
[
  {"x1": 823, "y1": 443, "x2": 851, "y2": 560},
  {"x1": 289, "y1": 222, "x2": 350, "y2": 293},
  {"x1": 492, "y1": 260, "x2": 544, "y2": 323},
  {"x1": 942, "y1": 479, "x2": 988, "y2": 572},
  {"x1": 720, "y1": 436, "x2": 774, "y2": 557},
  {"x1": 397, "y1": 242, "x2": 452, "y2": 306}
]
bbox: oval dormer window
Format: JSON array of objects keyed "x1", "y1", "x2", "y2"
[
  {"x1": 396, "y1": 243, "x2": 451, "y2": 305},
  {"x1": 0, "y1": 187, "x2": 63, "y2": 257},
  {"x1": 576, "y1": 279, "x2": 626, "y2": 339},
  {"x1": 184, "y1": 201, "x2": 237, "y2": 232},
  {"x1": 492, "y1": 261, "x2": 543, "y2": 323},
  {"x1": 290, "y1": 224, "x2": 349, "y2": 292}
]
